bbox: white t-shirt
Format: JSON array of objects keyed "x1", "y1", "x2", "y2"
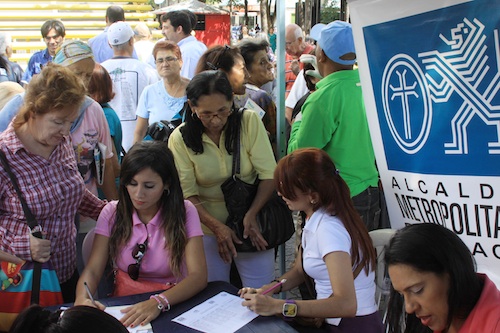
[
  {"x1": 302, "y1": 208, "x2": 378, "y2": 326},
  {"x1": 285, "y1": 70, "x2": 308, "y2": 109},
  {"x1": 102, "y1": 57, "x2": 159, "y2": 151}
]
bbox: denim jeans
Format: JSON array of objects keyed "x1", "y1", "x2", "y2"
[{"x1": 352, "y1": 186, "x2": 381, "y2": 231}]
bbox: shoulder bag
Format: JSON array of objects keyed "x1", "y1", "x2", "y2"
[
  {"x1": 220, "y1": 109, "x2": 295, "y2": 252},
  {"x1": 0, "y1": 150, "x2": 63, "y2": 332}
]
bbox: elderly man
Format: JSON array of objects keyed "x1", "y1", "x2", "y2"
[
  {"x1": 288, "y1": 21, "x2": 381, "y2": 231},
  {"x1": 88, "y1": 5, "x2": 138, "y2": 63},
  {"x1": 21, "y1": 20, "x2": 65, "y2": 85},
  {"x1": 101, "y1": 21, "x2": 158, "y2": 152},
  {"x1": 284, "y1": 23, "x2": 315, "y2": 123},
  {"x1": 0, "y1": 32, "x2": 23, "y2": 84}
]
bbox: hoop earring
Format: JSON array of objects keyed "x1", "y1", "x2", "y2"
[{"x1": 165, "y1": 188, "x2": 170, "y2": 196}]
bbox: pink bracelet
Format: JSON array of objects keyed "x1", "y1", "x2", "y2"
[
  {"x1": 149, "y1": 295, "x2": 167, "y2": 312},
  {"x1": 157, "y1": 294, "x2": 171, "y2": 312}
]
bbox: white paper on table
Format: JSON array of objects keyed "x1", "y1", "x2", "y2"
[
  {"x1": 105, "y1": 305, "x2": 153, "y2": 333},
  {"x1": 172, "y1": 291, "x2": 258, "y2": 333}
]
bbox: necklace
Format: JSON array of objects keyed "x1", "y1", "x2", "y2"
[{"x1": 165, "y1": 79, "x2": 182, "y2": 98}]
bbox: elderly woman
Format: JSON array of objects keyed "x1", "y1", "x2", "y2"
[
  {"x1": 168, "y1": 71, "x2": 276, "y2": 288},
  {"x1": 0, "y1": 41, "x2": 117, "y2": 200},
  {"x1": 196, "y1": 44, "x2": 277, "y2": 155},
  {"x1": 236, "y1": 39, "x2": 277, "y2": 151},
  {"x1": 133, "y1": 40, "x2": 189, "y2": 144},
  {"x1": 0, "y1": 64, "x2": 105, "y2": 302}
]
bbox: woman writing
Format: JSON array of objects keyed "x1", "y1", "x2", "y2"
[
  {"x1": 241, "y1": 148, "x2": 383, "y2": 332},
  {"x1": 0, "y1": 64, "x2": 105, "y2": 302},
  {"x1": 385, "y1": 223, "x2": 500, "y2": 333},
  {"x1": 75, "y1": 141, "x2": 207, "y2": 328},
  {"x1": 168, "y1": 70, "x2": 276, "y2": 288},
  {"x1": 133, "y1": 41, "x2": 189, "y2": 144}
]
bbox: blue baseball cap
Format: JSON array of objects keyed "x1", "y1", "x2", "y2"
[{"x1": 317, "y1": 21, "x2": 356, "y2": 65}]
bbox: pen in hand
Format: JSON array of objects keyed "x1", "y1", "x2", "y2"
[
  {"x1": 261, "y1": 279, "x2": 287, "y2": 295},
  {"x1": 83, "y1": 281, "x2": 97, "y2": 307}
]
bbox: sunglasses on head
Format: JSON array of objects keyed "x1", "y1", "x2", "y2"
[
  {"x1": 206, "y1": 44, "x2": 230, "y2": 70},
  {"x1": 127, "y1": 238, "x2": 148, "y2": 280}
]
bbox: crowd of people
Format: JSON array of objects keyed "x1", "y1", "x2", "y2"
[{"x1": 1, "y1": 6, "x2": 499, "y2": 333}]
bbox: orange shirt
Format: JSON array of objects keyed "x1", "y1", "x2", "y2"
[{"x1": 285, "y1": 44, "x2": 315, "y2": 98}]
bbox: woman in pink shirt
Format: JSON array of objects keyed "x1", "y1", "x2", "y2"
[
  {"x1": 75, "y1": 141, "x2": 207, "y2": 329},
  {"x1": 385, "y1": 223, "x2": 500, "y2": 333}
]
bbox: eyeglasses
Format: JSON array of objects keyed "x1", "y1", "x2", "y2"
[
  {"x1": 155, "y1": 56, "x2": 178, "y2": 65},
  {"x1": 206, "y1": 45, "x2": 230, "y2": 70},
  {"x1": 127, "y1": 238, "x2": 148, "y2": 280},
  {"x1": 196, "y1": 108, "x2": 232, "y2": 121}
]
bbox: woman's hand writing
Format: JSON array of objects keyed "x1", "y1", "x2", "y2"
[
  {"x1": 214, "y1": 224, "x2": 242, "y2": 263},
  {"x1": 241, "y1": 293, "x2": 281, "y2": 316},
  {"x1": 242, "y1": 213, "x2": 268, "y2": 251},
  {"x1": 74, "y1": 298, "x2": 106, "y2": 310},
  {"x1": 119, "y1": 299, "x2": 160, "y2": 328},
  {"x1": 29, "y1": 233, "x2": 51, "y2": 263}
]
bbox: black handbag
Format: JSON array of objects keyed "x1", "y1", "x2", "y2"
[{"x1": 220, "y1": 109, "x2": 295, "y2": 252}]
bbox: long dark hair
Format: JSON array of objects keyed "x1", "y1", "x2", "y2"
[
  {"x1": 274, "y1": 148, "x2": 376, "y2": 274},
  {"x1": 384, "y1": 223, "x2": 482, "y2": 333},
  {"x1": 180, "y1": 70, "x2": 240, "y2": 154},
  {"x1": 9, "y1": 305, "x2": 128, "y2": 333},
  {"x1": 109, "y1": 141, "x2": 187, "y2": 277}
]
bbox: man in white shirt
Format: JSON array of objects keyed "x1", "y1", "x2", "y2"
[
  {"x1": 160, "y1": 10, "x2": 207, "y2": 79},
  {"x1": 89, "y1": 6, "x2": 138, "y2": 63},
  {"x1": 102, "y1": 21, "x2": 159, "y2": 152}
]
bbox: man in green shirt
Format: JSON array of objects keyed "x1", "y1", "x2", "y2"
[{"x1": 288, "y1": 21, "x2": 381, "y2": 231}]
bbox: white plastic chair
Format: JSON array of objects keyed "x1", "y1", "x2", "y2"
[
  {"x1": 82, "y1": 227, "x2": 96, "y2": 267},
  {"x1": 81, "y1": 228, "x2": 98, "y2": 298},
  {"x1": 369, "y1": 228, "x2": 396, "y2": 329}
]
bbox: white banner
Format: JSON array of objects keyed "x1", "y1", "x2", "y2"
[{"x1": 349, "y1": 0, "x2": 500, "y2": 287}]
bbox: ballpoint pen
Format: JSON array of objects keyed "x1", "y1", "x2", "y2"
[
  {"x1": 83, "y1": 281, "x2": 97, "y2": 306},
  {"x1": 262, "y1": 279, "x2": 287, "y2": 295}
]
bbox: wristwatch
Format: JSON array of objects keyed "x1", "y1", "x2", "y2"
[{"x1": 282, "y1": 299, "x2": 297, "y2": 320}]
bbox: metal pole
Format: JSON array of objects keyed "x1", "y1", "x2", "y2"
[{"x1": 276, "y1": 0, "x2": 287, "y2": 298}]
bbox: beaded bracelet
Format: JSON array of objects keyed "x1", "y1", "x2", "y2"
[
  {"x1": 271, "y1": 279, "x2": 283, "y2": 293},
  {"x1": 157, "y1": 294, "x2": 171, "y2": 312},
  {"x1": 149, "y1": 295, "x2": 167, "y2": 312}
]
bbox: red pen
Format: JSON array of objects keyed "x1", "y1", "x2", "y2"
[{"x1": 262, "y1": 279, "x2": 287, "y2": 295}]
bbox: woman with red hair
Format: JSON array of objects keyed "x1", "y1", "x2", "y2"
[{"x1": 241, "y1": 148, "x2": 383, "y2": 332}]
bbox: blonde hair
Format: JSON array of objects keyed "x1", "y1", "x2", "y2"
[
  {"x1": 0, "y1": 82, "x2": 23, "y2": 110},
  {"x1": 12, "y1": 63, "x2": 86, "y2": 129}
]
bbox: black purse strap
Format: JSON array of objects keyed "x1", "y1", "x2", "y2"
[
  {"x1": 0, "y1": 149, "x2": 43, "y2": 304},
  {"x1": 231, "y1": 108, "x2": 244, "y2": 176}
]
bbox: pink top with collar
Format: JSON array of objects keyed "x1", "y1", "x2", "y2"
[{"x1": 95, "y1": 200, "x2": 203, "y2": 284}]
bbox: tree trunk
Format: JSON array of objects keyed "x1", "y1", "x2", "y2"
[
  {"x1": 244, "y1": 0, "x2": 249, "y2": 26},
  {"x1": 304, "y1": 0, "x2": 312, "y2": 34},
  {"x1": 260, "y1": 0, "x2": 268, "y2": 32},
  {"x1": 267, "y1": 0, "x2": 276, "y2": 29},
  {"x1": 297, "y1": 0, "x2": 303, "y2": 28}
]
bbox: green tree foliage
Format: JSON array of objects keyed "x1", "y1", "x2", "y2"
[{"x1": 320, "y1": 0, "x2": 340, "y2": 23}]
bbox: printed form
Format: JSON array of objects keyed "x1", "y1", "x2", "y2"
[
  {"x1": 172, "y1": 292, "x2": 258, "y2": 333},
  {"x1": 105, "y1": 305, "x2": 153, "y2": 333}
]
